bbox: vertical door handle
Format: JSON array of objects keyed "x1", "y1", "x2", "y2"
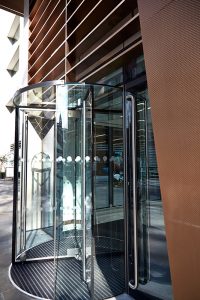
[
  {"x1": 126, "y1": 95, "x2": 138, "y2": 290},
  {"x1": 82, "y1": 99, "x2": 86, "y2": 282}
]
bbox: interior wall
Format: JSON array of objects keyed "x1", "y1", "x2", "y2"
[{"x1": 137, "y1": 0, "x2": 200, "y2": 299}]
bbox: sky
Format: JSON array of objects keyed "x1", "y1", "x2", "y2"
[{"x1": 0, "y1": 9, "x2": 17, "y2": 156}]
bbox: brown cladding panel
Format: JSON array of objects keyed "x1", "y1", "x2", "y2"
[
  {"x1": 138, "y1": 0, "x2": 200, "y2": 299},
  {"x1": 29, "y1": 0, "x2": 49, "y2": 28},
  {"x1": 29, "y1": 0, "x2": 65, "y2": 44},
  {"x1": 29, "y1": 59, "x2": 65, "y2": 84},
  {"x1": 0, "y1": 0, "x2": 23, "y2": 16},
  {"x1": 65, "y1": 0, "x2": 139, "y2": 82},
  {"x1": 28, "y1": 0, "x2": 139, "y2": 84},
  {"x1": 29, "y1": 27, "x2": 65, "y2": 77},
  {"x1": 29, "y1": 11, "x2": 65, "y2": 59},
  {"x1": 29, "y1": 45, "x2": 65, "y2": 83},
  {"x1": 28, "y1": 0, "x2": 65, "y2": 84}
]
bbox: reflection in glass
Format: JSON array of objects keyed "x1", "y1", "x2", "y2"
[{"x1": 93, "y1": 86, "x2": 125, "y2": 299}]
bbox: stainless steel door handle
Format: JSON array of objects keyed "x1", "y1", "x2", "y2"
[{"x1": 126, "y1": 95, "x2": 138, "y2": 290}]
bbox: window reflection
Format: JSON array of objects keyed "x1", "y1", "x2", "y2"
[
  {"x1": 93, "y1": 85, "x2": 125, "y2": 299},
  {"x1": 93, "y1": 88, "x2": 124, "y2": 209}
]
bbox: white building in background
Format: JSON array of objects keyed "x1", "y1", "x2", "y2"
[{"x1": 0, "y1": 9, "x2": 23, "y2": 176}]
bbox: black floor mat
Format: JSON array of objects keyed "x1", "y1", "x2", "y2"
[{"x1": 10, "y1": 237, "x2": 125, "y2": 300}]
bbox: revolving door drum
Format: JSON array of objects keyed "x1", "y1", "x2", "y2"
[{"x1": 11, "y1": 81, "x2": 130, "y2": 300}]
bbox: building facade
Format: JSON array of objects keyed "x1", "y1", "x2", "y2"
[
  {"x1": 0, "y1": 9, "x2": 23, "y2": 178},
  {"x1": 1, "y1": 0, "x2": 200, "y2": 300}
]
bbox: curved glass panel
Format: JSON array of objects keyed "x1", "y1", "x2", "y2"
[{"x1": 12, "y1": 82, "x2": 125, "y2": 300}]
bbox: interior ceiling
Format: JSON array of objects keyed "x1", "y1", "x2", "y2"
[{"x1": 0, "y1": 0, "x2": 23, "y2": 16}]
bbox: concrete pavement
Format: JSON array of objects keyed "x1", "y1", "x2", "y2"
[{"x1": 0, "y1": 179, "x2": 34, "y2": 300}]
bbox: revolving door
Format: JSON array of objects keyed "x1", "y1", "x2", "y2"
[{"x1": 10, "y1": 81, "x2": 128, "y2": 300}]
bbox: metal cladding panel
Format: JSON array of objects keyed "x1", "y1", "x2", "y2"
[
  {"x1": 138, "y1": 0, "x2": 200, "y2": 299},
  {"x1": 0, "y1": 0, "x2": 23, "y2": 16},
  {"x1": 28, "y1": 0, "x2": 66, "y2": 84}
]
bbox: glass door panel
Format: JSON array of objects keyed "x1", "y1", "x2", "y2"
[
  {"x1": 92, "y1": 85, "x2": 125, "y2": 299},
  {"x1": 54, "y1": 84, "x2": 125, "y2": 300},
  {"x1": 16, "y1": 108, "x2": 55, "y2": 261},
  {"x1": 126, "y1": 94, "x2": 149, "y2": 289},
  {"x1": 54, "y1": 85, "x2": 92, "y2": 299},
  {"x1": 127, "y1": 87, "x2": 172, "y2": 300},
  {"x1": 55, "y1": 109, "x2": 82, "y2": 256}
]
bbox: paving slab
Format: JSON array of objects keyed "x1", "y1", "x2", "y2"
[{"x1": 0, "y1": 179, "x2": 35, "y2": 300}]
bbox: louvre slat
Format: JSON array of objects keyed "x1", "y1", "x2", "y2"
[
  {"x1": 29, "y1": 28, "x2": 65, "y2": 76},
  {"x1": 29, "y1": 0, "x2": 55, "y2": 40},
  {"x1": 78, "y1": 39, "x2": 143, "y2": 82},
  {"x1": 65, "y1": 15, "x2": 140, "y2": 77},
  {"x1": 65, "y1": 0, "x2": 136, "y2": 61},
  {"x1": 29, "y1": 0, "x2": 48, "y2": 28},
  {"x1": 28, "y1": 0, "x2": 140, "y2": 84},
  {"x1": 29, "y1": 1, "x2": 65, "y2": 46},
  {"x1": 29, "y1": 45, "x2": 65, "y2": 83}
]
